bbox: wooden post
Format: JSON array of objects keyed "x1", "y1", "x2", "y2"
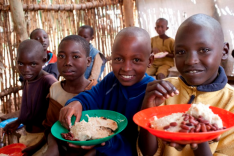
[
  {"x1": 123, "y1": 0, "x2": 134, "y2": 27},
  {"x1": 9, "y1": 0, "x2": 28, "y2": 42}
]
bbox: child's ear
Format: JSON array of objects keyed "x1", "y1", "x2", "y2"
[
  {"x1": 166, "y1": 26, "x2": 169, "y2": 30},
  {"x1": 147, "y1": 54, "x2": 154, "y2": 68},
  {"x1": 222, "y1": 42, "x2": 229, "y2": 61},
  {"x1": 91, "y1": 35, "x2": 94, "y2": 40},
  {"x1": 43, "y1": 57, "x2": 47, "y2": 64},
  {"x1": 87, "y1": 56, "x2": 92, "y2": 67}
]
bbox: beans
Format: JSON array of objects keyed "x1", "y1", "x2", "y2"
[
  {"x1": 170, "y1": 122, "x2": 177, "y2": 127},
  {"x1": 195, "y1": 124, "x2": 201, "y2": 132},
  {"x1": 206, "y1": 125, "x2": 211, "y2": 131},
  {"x1": 189, "y1": 119, "x2": 199, "y2": 125},
  {"x1": 201, "y1": 123, "x2": 207, "y2": 132},
  {"x1": 186, "y1": 123, "x2": 193, "y2": 126},
  {"x1": 183, "y1": 115, "x2": 189, "y2": 121},
  {"x1": 179, "y1": 129, "x2": 189, "y2": 133},
  {"x1": 190, "y1": 128, "x2": 195, "y2": 133},
  {"x1": 163, "y1": 125, "x2": 170, "y2": 130},
  {"x1": 180, "y1": 124, "x2": 190, "y2": 130}
]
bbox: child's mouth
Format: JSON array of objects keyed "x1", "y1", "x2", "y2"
[
  {"x1": 24, "y1": 74, "x2": 33, "y2": 79},
  {"x1": 121, "y1": 75, "x2": 134, "y2": 80}
]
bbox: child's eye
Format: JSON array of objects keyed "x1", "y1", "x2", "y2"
[
  {"x1": 18, "y1": 62, "x2": 23, "y2": 66},
  {"x1": 176, "y1": 50, "x2": 185, "y2": 55},
  {"x1": 31, "y1": 63, "x2": 36, "y2": 66},
  {"x1": 58, "y1": 54, "x2": 65, "y2": 59},
  {"x1": 73, "y1": 55, "x2": 80, "y2": 59},
  {"x1": 114, "y1": 57, "x2": 122, "y2": 62},
  {"x1": 133, "y1": 58, "x2": 141, "y2": 62},
  {"x1": 199, "y1": 48, "x2": 210, "y2": 53}
]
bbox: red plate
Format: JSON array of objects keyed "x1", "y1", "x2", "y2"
[
  {"x1": 0, "y1": 143, "x2": 26, "y2": 156},
  {"x1": 133, "y1": 104, "x2": 234, "y2": 144}
]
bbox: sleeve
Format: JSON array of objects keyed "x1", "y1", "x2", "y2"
[
  {"x1": 88, "y1": 53, "x2": 102, "y2": 81},
  {"x1": 95, "y1": 134, "x2": 133, "y2": 156}
]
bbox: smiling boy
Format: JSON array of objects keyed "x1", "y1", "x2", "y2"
[
  {"x1": 59, "y1": 27, "x2": 155, "y2": 156},
  {"x1": 138, "y1": 14, "x2": 234, "y2": 156}
]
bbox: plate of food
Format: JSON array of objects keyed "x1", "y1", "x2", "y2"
[
  {"x1": 154, "y1": 52, "x2": 168, "y2": 59},
  {"x1": 51, "y1": 110, "x2": 128, "y2": 146},
  {"x1": 133, "y1": 103, "x2": 234, "y2": 144},
  {"x1": 0, "y1": 143, "x2": 26, "y2": 156}
]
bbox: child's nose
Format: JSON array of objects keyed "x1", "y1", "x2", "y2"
[
  {"x1": 121, "y1": 61, "x2": 132, "y2": 71},
  {"x1": 64, "y1": 57, "x2": 72, "y2": 66},
  {"x1": 185, "y1": 51, "x2": 199, "y2": 65}
]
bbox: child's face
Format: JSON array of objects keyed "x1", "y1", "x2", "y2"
[
  {"x1": 155, "y1": 20, "x2": 168, "y2": 36},
  {"x1": 78, "y1": 28, "x2": 93, "y2": 43},
  {"x1": 17, "y1": 49, "x2": 45, "y2": 81},
  {"x1": 57, "y1": 40, "x2": 91, "y2": 81},
  {"x1": 112, "y1": 36, "x2": 151, "y2": 86},
  {"x1": 175, "y1": 24, "x2": 223, "y2": 86},
  {"x1": 31, "y1": 30, "x2": 50, "y2": 52}
]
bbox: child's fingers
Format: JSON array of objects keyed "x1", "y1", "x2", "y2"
[
  {"x1": 59, "y1": 107, "x2": 72, "y2": 129},
  {"x1": 190, "y1": 143, "x2": 198, "y2": 150}
]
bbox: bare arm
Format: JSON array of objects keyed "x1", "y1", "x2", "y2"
[
  {"x1": 139, "y1": 128, "x2": 158, "y2": 155},
  {"x1": 193, "y1": 142, "x2": 212, "y2": 156}
]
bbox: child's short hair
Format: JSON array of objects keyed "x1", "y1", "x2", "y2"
[
  {"x1": 29, "y1": 28, "x2": 46, "y2": 38},
  {"x1": 60, "y1": 35, "x2": 90, "y2": 56},
  {"x1": 156, "y1": 18, "x2": 168, "y2": 25},
  {"x1": 79, "y1": 25, "x2": 94, "y2": 36}
]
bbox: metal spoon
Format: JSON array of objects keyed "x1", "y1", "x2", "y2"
[{"x1": 0, "y1": 132, "x2": 5, "y2": 148}]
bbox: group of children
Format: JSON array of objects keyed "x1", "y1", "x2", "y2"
[{"x1": 2, "y1": 13, "x2": 234, "y2": 156}]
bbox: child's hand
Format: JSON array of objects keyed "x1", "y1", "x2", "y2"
[
  {"x1": 59, "y1": 101, "x2": 83, "y2": 129},
  {"x1": 68, "y1": 142, "x2": 105, "y2": 150},
  {"x1": 152, "y1": 48, "x2": 160, "y2": 54},
  {"x1": 142, "y1": 80, "x2": 179, "y2": 109},
  {"x1": 3, "y1": 120, "x2": 20, "y2": 134}
]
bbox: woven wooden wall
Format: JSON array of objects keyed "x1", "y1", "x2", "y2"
[{"x1": 0, "y1": 0, "x2": 124, "y2": 114}]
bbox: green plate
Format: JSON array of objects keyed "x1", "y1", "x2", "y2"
[{"x1": 51, "y1": 109, "x2": 128, "y2": 146}]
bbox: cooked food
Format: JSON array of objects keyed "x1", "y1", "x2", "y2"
[
  {"x1": 62, "y1": 115, "x2": 118, "y2": 141},
  {"x1": 150, "y1": 103, "x2": 225, "y2": 133},
  {"x1": 154, "y1": 52, "x2": 168, "y2": 59}
]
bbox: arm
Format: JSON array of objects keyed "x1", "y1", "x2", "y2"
[
  {"x1": 42, "y1": 133, "x2": 59, "y2": 156},
  {"x1": 88, "y1": 54, "x2": 102, "y2": 81},
  {"x1": 193, "y1": 142, "x2": 212, "y2": 156},
  {"x1": 138, "y1": 128, "x2": 158, "y2": 155},
  {"x1": 22, "y1": 134, "x2": 47, "y2": 156},
  {"x1": 139, "y1": 80, "x2": 179, "y2": 155}
]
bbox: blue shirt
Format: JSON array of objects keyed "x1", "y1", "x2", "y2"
[{"x1": 66, "y1": 72, "x2": 155, "y2": 156}]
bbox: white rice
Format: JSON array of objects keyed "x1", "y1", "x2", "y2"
[{"x1": 150, "y1": 103, "x2": 223, "y2": 132}]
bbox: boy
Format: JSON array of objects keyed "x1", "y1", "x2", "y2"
[
  {"x1": 42, "y1": 35, "x2": 97, "y2": 156},
  {"x1": 59, "y1": 27, "x2": 155, "y2": 156},
  {"x1": 138, "y1": 14, "x2": 234, "y2": 156},
  {"x1": 4, "y1": 39, "x2": 57, "y2": 155},
  {"x1": 30, "y1": 28, "x2": 59, "y2": 79},
  {"x1": 146, "y1": 18, "x2": 174, "y2": 80},
  {"x1": 78, "y1": 25, "x2": 106, "y2": 82}
]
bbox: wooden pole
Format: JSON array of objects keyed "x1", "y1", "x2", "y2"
[
  {"x1": 9, "y1": 0, "x2": 28, "y2": 42},
  {"x1": 123, "y1": 0, "x2": 134, "y2": 27}
]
